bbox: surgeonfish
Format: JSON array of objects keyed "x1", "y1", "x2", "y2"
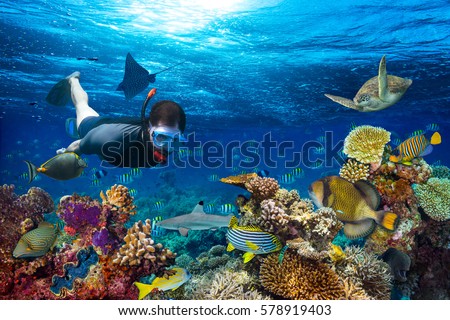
[
  {"x1": 308, "y1": 175, "x2": 399, "y2": 239},
  {"x1": 379, "y1": 248, "x2": 411, "y2": 282},
  {"x1": 13, "y1": 222, "x2": 59, "y2": 258},
  {"x1": 133, "y1": 267, "x2": 191, "y2": 300},
  {"x1": 155, "y1": 201, "x2": 233, "y2": 236},
  {"x1": 116, "y1": 53, "x2": 186, "y2": 100},
  {"x1": 226, "y1": 216, "x2": 283, "y2": 263},
  {"x1": 389, "y1": 132, "x2": 441, "y2": 165},
  {"x1": 25, "y1": 152, "x2": 88, "y2": 183}
]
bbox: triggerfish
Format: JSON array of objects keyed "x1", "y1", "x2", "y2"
[
  {"x1": 13, "y1": 222, "x2": 59, "y2": 258},
  {"x1": 25, "y1": 152, "x2": 87, "y2": 183},
  {"x1": 133, "y1": 267, "x2": 191, "y2": 300},
  {"x1": 308, "y1": 176, "x2": 399, "y2": 239},
  {"x1": 389, "y1": 131, "x2": 441, "y2": 165},
  {"x1": 226, "y1": 216, "x2": 283, "y2": 263}
]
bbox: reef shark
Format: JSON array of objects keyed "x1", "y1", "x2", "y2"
[{"x1": 155, "y1": 201, "x2": 234, "y2": 237}]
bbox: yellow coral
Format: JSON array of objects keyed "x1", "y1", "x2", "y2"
[
  {"x1": 343, "y1": 125, "x2": 390, "y2": 165},
  {"x1": 100, "y1": 184, "x2": 136, "y2": 215},
  {"x1": 260, "y1": 252, "x2": 345, "y2": 299},
  {"x1": 339, "y1": 159, "x2": 370, "y2": 183}
]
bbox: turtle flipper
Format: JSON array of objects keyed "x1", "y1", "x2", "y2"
[
  {"x1": 324, "y1": 94, "x2": 361, "y2": 111},
  {"x1": 378, "y1": 55, "x2": 388, "y2": 102}
]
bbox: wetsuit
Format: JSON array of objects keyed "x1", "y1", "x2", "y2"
[{"x1": 78, "y1": 116, "x2": 161, "y2": 168}]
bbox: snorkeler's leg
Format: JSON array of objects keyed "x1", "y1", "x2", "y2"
[
  {"x1": 57, "y1": 139, "x2": 81, "y2": 155},
  {"x1": 68, "y1": 75, "x2": 100, "y2": 128}
]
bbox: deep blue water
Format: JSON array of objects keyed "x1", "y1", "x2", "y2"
[{"x1": 0, "y1": 0, "x2": 449, "y2": 208}]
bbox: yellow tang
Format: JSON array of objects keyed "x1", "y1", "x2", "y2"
[
  {"x1": 133, "y1": 267, "x2": 191, "y2": 300},
  {"x1": 309, "y1": 175, "x2": 399, "y2": 239}
]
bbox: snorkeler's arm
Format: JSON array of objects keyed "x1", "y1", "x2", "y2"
[{"x1": 58, "y1": 140, "x2": 82, "y2": 155}]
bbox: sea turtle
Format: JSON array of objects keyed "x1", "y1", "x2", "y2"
[{"x1": 324, "y1": 56, "x2": 412, "y2": 112}]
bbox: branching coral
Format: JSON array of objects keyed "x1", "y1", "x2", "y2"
[
  {"x1": 244, "y1": 176, "x2": 279, "y2": 202},
  {"x1": 260, "y1": 251, "x2": 345, "y2": 299},
  {"x1": 333, "y1": 246, "x2": 391, "y2": 300},
  {"x1": 431, "y1": 165, "x2": 450, "y2": 179},
  {"x1": 412, "y1": 177, "x2": 450, "y2": 221},
  {"x1": 339, "y1": 159, "x2": 370, "y2": 183},
  {"x1": 343, "y1": 125, "x2": 390, "y2": 168},
  {"x1": 258, "y1": 199, "x2": 289, "y2": 234}
]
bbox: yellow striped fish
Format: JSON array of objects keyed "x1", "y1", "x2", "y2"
[
  {"x1": 13, "y1": 222, "x2": 59, "y2": 258},
  {"x1": 389, "y1": 132, "x2": 441, "y2": 165},
  {"x1": 133, "y1": 268, "x2": 191, "y2": 300},
  {"x1": 226, "y1": 216, "x2": 282, "y2": 263}
]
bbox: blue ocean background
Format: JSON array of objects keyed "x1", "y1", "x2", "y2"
[{"x1": 0, "y1": 0, "x2": 449, "y2": 216}]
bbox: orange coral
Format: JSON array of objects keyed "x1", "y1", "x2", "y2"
[
  {"x1": 260, "y1": 251, "x2": 345, "y2": 299},
  {"x1": 100, "y1": 184, "x2": 136, "y2": 222},
  {"x1": 220, "y1": 173, "x2": 258, "y2": 189}
]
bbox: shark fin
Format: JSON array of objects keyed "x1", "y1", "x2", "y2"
[
  {"x1": 178, "y1": 227, "x2": 189, "y2": 237},
  {"x1": 191, "y1": 201, "x2": 206, "y2": 214}
]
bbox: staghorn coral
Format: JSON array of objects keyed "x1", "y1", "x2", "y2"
[
  {"x1": 343, "y1": 125, "x2": 390, "y2": 169},
  {"x1": 258, "y1": 199, "x2": 290, "y2": 234},
  {"x1": 113, "y1": 219, "x2": 176, "y2": 273},
  {"x1": 244, "y1": 176, "x2": 279, "y2": 202},
  {"x1": 431, "y1": 165, "x2": 450, "y2": 179},
  {"x1": 260, "y1": 251, "x2": 345, "y2": 299},
  {"x1": 412, "y1": 178, "x2": 450, "y2": 221},
  {"x1": 339, "y1": 159, "x2": 370, "y2": 183},
  {"x1": 333, "y1": 246, "x2": 391, "y2": 300},
  {"x1": 339, "y1": 278, "x2": 371, "y2": 300},
  {"x1": 220, "y1": 173, "x2": 259, "y2": 189}
]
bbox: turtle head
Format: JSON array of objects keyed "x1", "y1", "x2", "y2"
[{"x1": 355, "y1": 93, "x2": 375, "y2": 107}]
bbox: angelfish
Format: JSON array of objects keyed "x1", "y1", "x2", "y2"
[
  {"x1": 25, "y1": 152, "x2": 87, "y2": 183},
  {"x1": 13, "y1": 222, "x2": 59, "y2": 258}
]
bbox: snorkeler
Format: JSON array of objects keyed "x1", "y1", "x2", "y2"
[{"x1": 45, "y1": 72, "x2": 187, "y2": 168}]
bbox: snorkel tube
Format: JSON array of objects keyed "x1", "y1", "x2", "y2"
[{"x1": 140, "y1": 88, "x2": 167, "y2": 164}]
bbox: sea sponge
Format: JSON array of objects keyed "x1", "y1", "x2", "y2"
[
  {"x1": 260, "y1": 251, "x2": 345, "y2": 299},
  {"x1": 343, "y1": 125, "x2": 390, "y2": 166},
  {"x1": 258, "y1": 199, "x2": 290, "y2": 234},
  {"x1": 244, "y1": 176, "x2": 279, "y2": 202},
  {"x1": 339, "y1": 159, "x2": 370, "y2": 183},
  {"x1": 113, "y1": 219, "x2": 176, "y2": 268},
  {"x1": 412, "y1": 178, "x2": 450, "y2": 221}
]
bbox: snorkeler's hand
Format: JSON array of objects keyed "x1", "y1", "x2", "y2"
[{"x1": 56, "y1": 148, "x2": 67, "y2": 154}]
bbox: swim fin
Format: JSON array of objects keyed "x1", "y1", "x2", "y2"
[
  {"x1": 65, "y1": 118, "x2": 80, "y2": 139},
  {"x1": 46, "y1": 71, "x2": 80, "y2": 106},
  {"x1": 116, "y1": 53, "x2": 152, "y2": 100}
]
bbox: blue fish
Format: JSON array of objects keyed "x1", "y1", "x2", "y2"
[
  {"x1": 151, "y1": 216, "x2": 166, "y2": 237},
  {"x1": 257, "y1": 169, "x2": 270, "y2": 178},
  {"x1": 128, "y1": 188, "x2": 138, "y2": 197},
  {"x1": 92, "y1": 169, "x2": 107, "y2": 179},
  {"x1": 203, "y1": 203, "x2": 216, "y2": 214},
  {"x1": 207, "y1": 174, "x2": 220, "y2": 182},
  {"x1": 116, "y1": 173, "x2": 133, "y2": 184},
  {"x1": 116, "y1": 53, "x2": 186, "y2": 100},
  {"x1": 90, "y1": 179, "x2": 101, "y2": 187},
  {"x1": 218, "y1": 204, "x2": 236, "y2": 214},
  {"x1": 129, "y1": 168, "x2": 143, "y2": 177},
  {"x1": 291, "y1": 167, "x2": 304, "y2": 178},
  {"x1": 277, "y1": 173, "x2": 295, "y2": 184},
  {"x1": 152, "y1": 201, "x2": 166, "y2": 211}
]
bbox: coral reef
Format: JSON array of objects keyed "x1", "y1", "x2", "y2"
[
  {"x1": 260, "y1": 251, "x2": 345, "y2": 299},
  {"x1": 343, "y1": 125, "x2": 390, "y2": 170},
  {"x1": 220, "y1": 173, "x2": 259, "y2": 189},
  {"x1": 339, "y1": 159, "x2": 370, "y2": 183},
  {"x1": 431, "y1": 164, "x2": 450, "y2": 179},
  {"x1": 412, "y1": 177, "x2": 450, "y2": 221},
  {"x1": 258, "y1": 199, "x2": 289, "y2": 234},
  {"x1": 244, "y1": 176, "x2": 279, "y2": 202}
]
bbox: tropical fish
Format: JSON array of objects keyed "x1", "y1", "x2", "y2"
[
  {"x1": 218, "y1": 203, "x2": 236, "y2": 214},
  {"x1": 18, "y1": 172, "x2": 29, "y2": 181},
  {"x1": 133, "y1": 268, "x2": 191, "y2": 300},
  {"x1": 408, "y1": 129, "x2": 425, "y2": 138},
  {"x1": 256, "y1": 169, "x2": 270, "y2": 178},
  {"x1": 226, "y1": 216, "x2": 283, "y2": 263},
  {"x1": 25, "y1": 152, "x2": 88, "y2": 183},
  {"x1": 129, "y1": 168, "x2": 143, "y2": 177},
  {"x1": 116, "y1": 53, "x2": 186, "y2": 100},
  {"x1": 90, "y1": 179, "x2": 101, "y2": 187},
  {"x1": 291, "y1": 167, "x2": 304, "y2": 178},
  {"x1": 426, "y1": 123, "x2": 439, "y2": 132},
  {"x1": 128, "y1": 188, "x2": 138, "y2": 197},
  {"x1": 278, "y1": 244, "x2": 290, "y2": 264},
  {"x1": 151, "y1": 216, "x2": 166, "y2": 237},
  {"x1": 91, "y1": 169, "x2": 107, "y2": 179},
  {"x1": 155, "y1": 201, "x2": 233, "y2": 236},
  {"x1": 308, "y1": 175, "x2": 399, "y2": 239},
  {"x1": 379, "y1": 248, "x2": 411, "y2": 282},
  {"x1": 115, "y1": 173, "x2": 133, "y2": 184},
  {"x1": 203, "y1": 203, "x2": 216, "y2": 214},
  {"x1": 152, "y1": 201, "x2": 166, "y2": 211},
  {"x1": 277, "y1": 173, "x2": 295, "y2": 184},
  {"x1": 13, "y1": 222, "x2": 59, "y2": 258},
  {"x1": 389, "y1": 132, "x2": 441, "y2": 165},
  {"x1": 207, "y1": 174, "x2": 220, "y2": 182}
]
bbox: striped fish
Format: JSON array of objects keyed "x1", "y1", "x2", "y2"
[
  {"x1": 129, "y1": 168, "x2": 143, "y2": 177},
  {"x1": 218, "y1": 203, "x2": 236, "y2": 214},
  {"x1": 291, "y1": 167, "x2": 304, "y2": 178},
  {"x1": 277, "y1": 173, "x2": 295, "y2": 184},
  {"x1": 426, "y1": 123, "x2": 439, "y2": 132},
  {"x1": 203, "y1": 203, "x2": 216, "y2": 213},
  {"x1": 226, "y1": 216, "x2": 282, "y2": 263},
  {"x1": 151, "y1": 216, "x2": 166, "y2": 237},
  {"x1": 13, "y1": 222, "x2": 58, "y2": 258},
  {"x1": 128, "y1": 188, "x2": 138, "y2": 197},
  {"x1": 389, "y1": 132, "x2": 441, "y2": 165},
  {"x1": 90, "y1": 179, "x2": 101, "y2": 187},
  {"x1": 116, "y1": 173, "x2": 133, "y2": 184},
  {"x1": 207, "y1": 174, "x2": 220, "y2": 182},
  {"x1": 152, "y1": 201, "x2": 166, "y2": 211}
]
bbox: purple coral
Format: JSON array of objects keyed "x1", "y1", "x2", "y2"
[
  {"x1": 61, "y1": 203, "x2": 101, "y2": 231},
  {"x1": 92, "y1": 228, "x2": 119, "y2": 255}
]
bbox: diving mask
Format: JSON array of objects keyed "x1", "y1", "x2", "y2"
[{"x1": 151, "y1": 126, "x2": 187, "y2": 148}]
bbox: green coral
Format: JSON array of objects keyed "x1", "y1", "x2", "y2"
[{"x1": 413, "y1": 178, "x2": 450, "y2": 222}]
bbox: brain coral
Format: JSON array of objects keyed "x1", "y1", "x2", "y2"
[
  {"x1": 412, "y1": 178, "x2": 450, "y2": 221},
  {"x1": 260, "y1": 251, "x2": 345, "y2": 299},
  {"x1": 343, "y1": 125, "x2": 390, "y2": 165}
]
